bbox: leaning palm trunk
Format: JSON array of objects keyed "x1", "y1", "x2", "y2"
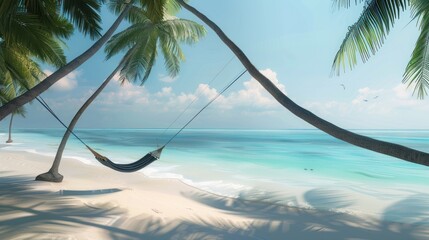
[
  {"x1": 6, "y1": 113, "x2": 14, "y2": 143},
  {"x1": 177, "y1": 0, "x2": 429, "y2": 167},
  {"x1": 0, "y1": 3, "x2": 132, "y2": 121},
  {"x1": 36, "y1": 63, "x2": 124, "y2": 182}
]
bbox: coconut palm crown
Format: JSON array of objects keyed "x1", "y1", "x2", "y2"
[{"x1": 105, "y1": 1, "x2": 206, "y2": 84}]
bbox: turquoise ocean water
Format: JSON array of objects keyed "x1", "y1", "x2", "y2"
[{"x1": 2, "y1": 129, "x2": 429, "y2": 220}]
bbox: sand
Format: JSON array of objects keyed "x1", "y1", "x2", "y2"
[{"x1": 0, "y1": 150, "x2": 428, "y2": 240}]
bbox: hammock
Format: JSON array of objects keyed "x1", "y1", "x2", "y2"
[
  {"x1": 34, "y1": 68, "x2": 247, "y2": 173},
  {"x1": 35, "y1": 96, "x2": 165, "y2": 173},
  {"x1": 86, "y1": 146, "x2": 164, "y2": 172}
]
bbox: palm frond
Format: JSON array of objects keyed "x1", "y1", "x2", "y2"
[
  {"x1": 2, "y1": 13, "x2": 67, "y2": 67},
  {"x1": 118, "y1": 31, "x2": 154, "y2": 83},
  {"x1": 0, "y1": 74, "x2": 17, "y2": 105},
  {"x1": 140, "y1": 0, "x2": 166, "y2": 21},
  {"x1": 125, "y1": 5, "x2": 151, "y2": 23},
  {"x1": 411, "y1": 0, "x2": 429, "y2": 16},
  {"x1": 105, "y1": 21, "x2": 153, "y2": 59},
  {"x1": 60, "y1": 0, "x2": 103, "y2": 39},
  {"x1": 140, "y1": 37, "x2": 157, "y2": 83},
  {"x1": 22, "y1": 0, "x2": 74, "y2": 39},
  {"x1": 0, "y1": 43, "x2": 43, "y2": 91},
  {"x1": 159, "y1": 33, "x2": 182, "y2": 77},
  {"x1": 403, "y1": 2, "x2": 429, "y2": 98},
  {"x1": 0, "y1": 41, "x2": 43, "y2": 111},
  {"x1": 332, "y1": 0, "x2": 366, "y2": 9},
  {"x1": 332, "y1": 0, "x2": 408, "y2": 75},
  {"x1": 0, "y1": 43, "x2": 5, "y2": 74},
  {"x1": 4, "y1": 53, "x2": 40, "y2": 89},
  {"x1": 161, "y1": 18, "x2": 206, "y2": 44},
  {"x1": 14, "y1": 105, "x2": 26, "y2": 116},
  {"x1": 164, "y1": 0, "x2": 184, "y2": 15},
  {"x1": 107, "y1": 0, "x2": 135, "y2": 15}
]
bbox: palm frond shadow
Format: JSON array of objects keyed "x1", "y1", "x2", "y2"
[
  {"x1": 380, "y1": 194, "x2": 429, "y2": 238},
  {"x1": 0, "y1": 173, "x2": 134, "y2": 239},
  {"x1": 178, "y1": 189, "x2": 429, "y2": 240},
  {"x1": 182, "y1": 190, "x2": 301, "y2": 220},
  {"x1": 109, "y1": 214, "x2": 262, "y2": 240},
  {"x1": 303, "y1": 188, "x2": 355, "y2": 210},
  {"x1": 1, "y1": 172, "x2": 428, "y2": 239}
]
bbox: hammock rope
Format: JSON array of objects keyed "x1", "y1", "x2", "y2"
[
  {"x1": 35, "y1": 96, "x2": 89, "y2": 147},
  {"x1": 163, "y1": 69, "x2": 247, "y2": 147},
  {"x1": 160, "y1": 55, "x2": 235, "y2": 138},
  {"x1": 35, "y1": 96, "x2": 113, "y2": 163},
  {"x1": 29, "y1": 68, "x2": 247, "y2": 172}
]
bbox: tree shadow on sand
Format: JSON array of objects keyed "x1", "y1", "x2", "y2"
[
  {"x1": 177, "y1": 189, "x2": 429, "y2": 240},
  {"x1": 104, "y1": 189, "x2": 429, "y2": 239},
  {"x1": 0, "y1": 172, "x2": 135, "y2": 239},
  {"x1": 1, "y1": 172, "x2": 428, "y2": 240}
]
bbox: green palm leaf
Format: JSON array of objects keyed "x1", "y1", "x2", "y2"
[
  {"x1": 7, "y1": 14, "x2": 67, "y2": 67},
  {"x1": 141, "y1": 0, "x2": 166, "y2": 21},
  {"x1": 105, "y1": 21, "x2": 153, "y2": 59},
  {"x1": 0, "y1": 42, "x2": 5, "y2": 74},
  {"x1": 119, "y1": 32, "x2": 154, "y2": 83},
  {"x1": 21, "y1": 0, "x2": 74, "y2": 39},
  {"x1": 60, "y1": 0, "x2": 103, "y2": 39},
  {"x1": 161, "y1": 18, "x2": 206, "y2": 44},
  {"x1": 332, "y1": 0, "x2": 366, "y2": 9},
  {"x1": 403, "y1": 0, "x2": 429, "y2": 98},
  {"x1": 0, "y1": 1, "x2": 68, "y2": 67},
  {"x1": 164, "y1": 0, "x2": 190, "y2": 15},
  {"x1": 141, "y1": 46, "x2": 157, "y2": 83},
  {"x1": 159, "y1": 33, "x2": 183, "y2": 77},
  {"x1": 332, "y1": 0, "x2": 408, "y2": 75}
]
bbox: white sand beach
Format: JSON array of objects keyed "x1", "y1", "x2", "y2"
[{"x1": 1, "y1": 150, "x2": 428, "y2": 240}]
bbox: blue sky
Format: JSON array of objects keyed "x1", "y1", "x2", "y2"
[{"x1": 6, "y1": 0, "x2": 429, "y2": 130}]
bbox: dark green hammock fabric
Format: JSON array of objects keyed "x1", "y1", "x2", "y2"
[{"x1": 86, "y1": 146, "x2": 164, "y2": 172}]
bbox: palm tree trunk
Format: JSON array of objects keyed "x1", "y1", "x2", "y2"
[
  {"x1": 35, "y1": 63, "x2": 123, "y2": 182},
  {"x1": 177, "y1": 0, "x2": 429, "y2": 167},
  {"x1": 0, "y1": 3, "x2": 132, "y2": 121},
  {"x1": 6, "y1": 114, "x2": 14, "y2": 143}
]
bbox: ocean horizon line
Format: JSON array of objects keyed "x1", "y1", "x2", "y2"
[{"x1": 6, "y1": 127, "x2": 429, "y2": 131}]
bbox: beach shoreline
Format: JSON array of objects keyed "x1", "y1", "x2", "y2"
[{"x1": 1, "y1": 149, "x2": 428, "y2": 239}]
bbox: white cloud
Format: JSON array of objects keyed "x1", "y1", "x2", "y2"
[
  {"x1": 224, "y1": 69, "x2": 287, "y2": 109},
  {"x1": 99, "y1": 81, "x2": 149, "y2": 106},
  {"x1": 159, "y1": 74, "x2": 178, "y2": 83},
  {"x1": 393, "y1": 84, "x2": 412, "y2": 99},
  {"x1": 304, "y1": 84, "x2": 429, "y2": 128},
  {"x1": 95, "y1": 68, "x2": 287, "y2": 112},
  {"x1": 352, "y1": 87, "x2": 384, "y2": 104},
  {"x1": 156, "y1": 87, "x2": 173, "y2": 97},
  {"x1": 45, "y1": 70, "x2": 79, "y2": 91}
]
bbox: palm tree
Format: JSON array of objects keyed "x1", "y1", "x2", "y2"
[
  {"x1": 36, "y1": 3, "x2": 206, "y2": 182},
  {"x1": 5, "y1": 108, "x2": 26, "y2": 144},
  {"x1": 5, "y1": 113, "x2": 14, "y2": 143},
  {"x1": 176, "y1": 0, "x2": 429, "y2": 166},
  {"x1": 0, "y1": 44, "x2": 44, "y2": 144},
  {"x1": 332, "y1": 0, "x2": 429, "y2": 98},
  {"x1": 0, "y1": 0, "x2": 133, "y2": 121}
]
